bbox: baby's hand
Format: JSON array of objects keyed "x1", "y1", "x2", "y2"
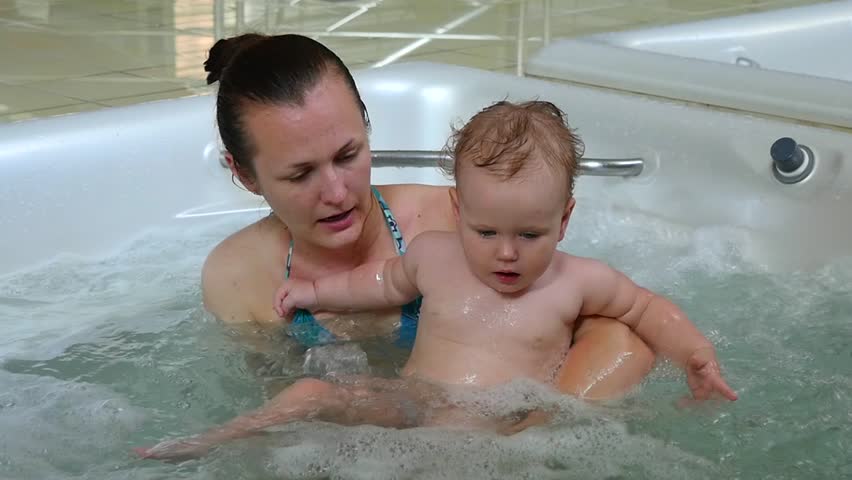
[
  {"x1": 685, "y1": 347, "x2": 738, "y2": 402},
  {"x1": 274, "y1": 279, "x2": 318, "y2": 318}
]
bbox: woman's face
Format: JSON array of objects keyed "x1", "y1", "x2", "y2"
[{"x1": 236, "y1": 72, "x2": 373, "y2": 251}]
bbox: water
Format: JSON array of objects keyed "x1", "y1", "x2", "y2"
[{"x1": 0, "y1": 205, "x2": 850, "y2": 479}]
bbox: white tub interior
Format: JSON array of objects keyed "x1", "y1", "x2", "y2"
[
  {"x1": 591, "y1": 1, "x2": 852, "y2": 82},
  {"x1": 527, "y1": 1, "x2": 852, "y2": 129},
  {"x1": 2, "y1": 62, "x2": 850, "y2": 277}
]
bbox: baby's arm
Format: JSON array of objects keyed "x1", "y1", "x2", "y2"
[
  {"x1": 274, "y1": 235, "x2": 425, "y2": 317},
  {"x1": 576, "y1": 258, "x2": 737, "y2": 401}
]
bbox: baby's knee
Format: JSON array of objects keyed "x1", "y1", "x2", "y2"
[{"x1": 280, "y1": 378, "x2": 352, "y2": 416}]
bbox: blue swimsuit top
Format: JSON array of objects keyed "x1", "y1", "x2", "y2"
[{"x1": 285, "y1": 187, "x2": 422, "y2": 349}]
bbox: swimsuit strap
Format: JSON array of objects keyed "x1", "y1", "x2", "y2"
[
  {"x1": 371, "y1": 186, "x2": 407, "y2": 255},
  {"x1": 285, "y1": 237, "x2": 294, "y2": 280},
  {"x1": 284, "y1": 186, "x2": 405, "y2": 280}
]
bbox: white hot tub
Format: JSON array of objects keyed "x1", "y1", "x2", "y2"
[
  {"x1": 0, "y1": 63, "x2": 850, "y2": 479},
  {"x1": 527, "y1": 1, "x2": 852, "y2": 129}
]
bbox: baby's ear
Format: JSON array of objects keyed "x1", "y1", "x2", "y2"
[
  {"x1": 559, "y1": 197, "x2": 576, "y2": 241},
  {"x1": 449, "y1": 187, "x2": 460, "y2": 222}
]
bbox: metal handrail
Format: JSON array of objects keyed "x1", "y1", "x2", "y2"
[{"x1": 371, "y1": 150, "x2": 644, "y2": 177}]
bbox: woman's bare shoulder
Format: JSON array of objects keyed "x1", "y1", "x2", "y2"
[
  {"x1": 201, "y1": 218, "x2": 284, "y2": 323},
  {"x1": 377, "y1": 184, "x2": 456, "y2": 235},
  {"x1": 203, "y1": 225, "x2": 258, "y2": 280}
]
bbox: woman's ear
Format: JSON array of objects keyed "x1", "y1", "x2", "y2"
[{"x1": 225, "y1": 152, "x2": 261, "y2": 195}]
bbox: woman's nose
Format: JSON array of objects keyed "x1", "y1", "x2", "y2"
[{"x1": 320, "y1": 166, "x2": 346, "y2": 205}]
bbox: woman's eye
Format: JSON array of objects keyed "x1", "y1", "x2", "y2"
[
  {"x1": 287, "y1": 169, "x2": 311, "y2": 182},
  {"x1": 336, "y1": 151, "x2": 357, "y2": 163}
]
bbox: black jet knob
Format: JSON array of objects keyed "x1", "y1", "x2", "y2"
[
  {"x1": 770, "y1": 137, "x2": 815, "y2": 184},
  {"x1": 770, "y1": 137, "x2": 805, "y2": 174}
]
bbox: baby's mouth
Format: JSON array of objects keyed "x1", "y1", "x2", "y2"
[{"x1": 494, "y1": 271, "x2": 520, "y2": 284}]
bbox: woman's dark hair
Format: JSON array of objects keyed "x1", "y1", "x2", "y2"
[{"x1": 204, "y1": 33, "x2": 370, "y2": 176}]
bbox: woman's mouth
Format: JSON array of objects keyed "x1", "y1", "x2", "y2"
[
  {"x1": 494, "y1": 271, "x2": 520, "y2": 284},
  {"x1": 318, "y1": 208, "x2": 355, "y2": 231}
]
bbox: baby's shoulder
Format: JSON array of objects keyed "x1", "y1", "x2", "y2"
[
  {"x1": 553, "y1": 252, "x2": 614, "y2": 278},
  {"x1": 405, "y1": 230, "x2": 463, "y2": 267},
  {"x1": 407, "y1": 230, "x2": 457, "y2": 252}
]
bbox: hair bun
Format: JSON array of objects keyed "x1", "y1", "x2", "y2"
[{"x1": 204, "y1": 33, "x2": 267, "y2": 85}]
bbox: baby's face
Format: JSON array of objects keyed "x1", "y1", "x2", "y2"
[{"x1": 453, "y1": 163, "x2": 573, "y2": 295}]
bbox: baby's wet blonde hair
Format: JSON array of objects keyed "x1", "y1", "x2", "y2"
[{"x1": 441, "y1": 100, "x2": 585, "y2": 197}]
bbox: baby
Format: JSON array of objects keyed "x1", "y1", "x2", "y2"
[{"x1": 137, "y1": 100, "x2": 735, "y2": 460}]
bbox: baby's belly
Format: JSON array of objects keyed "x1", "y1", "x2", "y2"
[{"x1": 401, "y1": 337, "x2": 561, "y2": 387}]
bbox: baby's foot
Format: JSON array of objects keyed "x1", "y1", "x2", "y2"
[{"x1": 134, "y1": 437, "x2": 211, "y2": 462}]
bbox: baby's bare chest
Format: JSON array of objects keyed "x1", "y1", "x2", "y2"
[{"x1": 421, "y1": 287, "x2": 574, "y2": 352}]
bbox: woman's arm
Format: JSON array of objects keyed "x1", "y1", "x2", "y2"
[{"x1": 555, "y1": 316, "x2": 656, "y2": 399}]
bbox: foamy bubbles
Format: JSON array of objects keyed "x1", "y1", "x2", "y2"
[
  {"x1": 0, "y1": 370, "x2": 147, "y2": 477},
  {"x1": 303, "y1": 343, "x2": 371, "y2": 378},
  {"x1": 1, "y1": 203, "x2": 849, "y2": 479},
  {"x1": 267, "y1": 380, "x2": 718, "y2": 479}
]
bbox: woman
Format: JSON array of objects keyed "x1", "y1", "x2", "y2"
[{"x1": 201, "y1": 33, "x2": 655, "y2": 399}]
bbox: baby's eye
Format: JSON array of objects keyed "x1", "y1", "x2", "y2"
[
  {"x1": 520, "y1": 232, "x2": 540, "y2": 239},
  {"x1": 478, "y1": 230, "x2": 496, "y2": 238}
]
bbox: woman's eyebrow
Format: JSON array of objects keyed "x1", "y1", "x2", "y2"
[
  {"x1": 281, "y1": 139, "x2": 358, "y2": 171},
  {"x1": 334, "y1": 139, "x2": 357, "y2": 156}
]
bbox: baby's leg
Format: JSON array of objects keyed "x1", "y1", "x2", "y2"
[
  {"x1": 420, "y1": 384, "x2": 545, "y2": 435},
  {"x1": 495, "y1": 410, "x2": 552, "y2": 435},
  {"x1": 424, "y1": 405, "x2": 546, "y2": 435},
  {"x1": 555, "y1": 316, "x2": 656, "y2": 400},
  {"x1": 136, "y1": 376, "x2": 428, "y2": 461}
]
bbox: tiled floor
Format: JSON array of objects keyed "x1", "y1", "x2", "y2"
[{"x1": 0, "y1": 0, "x2": 831, "y2": 123}]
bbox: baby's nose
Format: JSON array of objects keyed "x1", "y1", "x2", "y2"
[{"x1": 497, "y1": 240, "x2": 519, "y2": 261}]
